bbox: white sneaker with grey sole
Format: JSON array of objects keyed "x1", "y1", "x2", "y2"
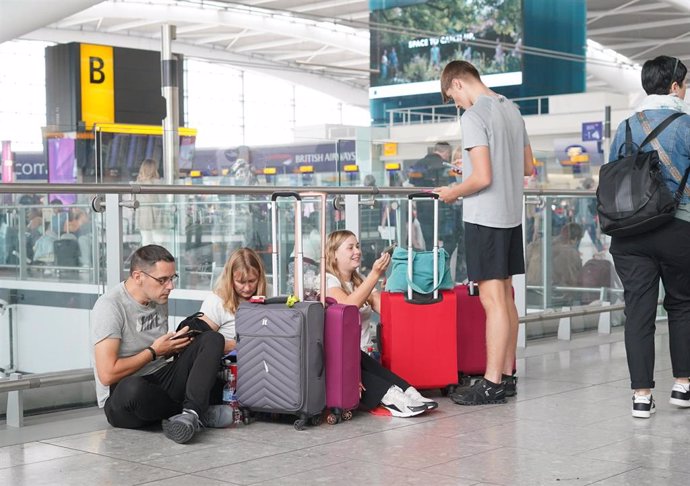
[{"x1": 381, "y1": 385, "x2": 427, "y2": 418}]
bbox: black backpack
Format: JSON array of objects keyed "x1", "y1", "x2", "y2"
[{"x1": 597, "y1": 112, "x2": 690, "y2": 237}]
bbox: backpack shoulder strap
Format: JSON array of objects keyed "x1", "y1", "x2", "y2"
[
  {"x1": 637, "y1": 111, "x2": 684, "y2": 149},
  {"x1": 638, "y1": 111, "x2": 690, "y2": 197}
]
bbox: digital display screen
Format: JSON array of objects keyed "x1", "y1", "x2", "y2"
[{"x1": 370, "y1": 0, "x2": 523, "y2": 99}]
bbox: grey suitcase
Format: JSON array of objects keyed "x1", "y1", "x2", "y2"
[{"x1": 235, "y1": 192, "x2": 326, "y2": 430}]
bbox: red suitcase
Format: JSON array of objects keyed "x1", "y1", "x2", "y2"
[
  {"x1": 380, "y1": 193, "x2": 458, "y2": 391},
  {"x1": 455, "y1": 284, "x2": 516, "y2": 379}
]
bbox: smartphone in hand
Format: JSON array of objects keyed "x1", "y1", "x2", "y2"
[
  {"x1": 171, "y1": 329, "x2": 203, "y2": 340},
  {"x1": 382, "y1": 242, "x2": 397, "y2": 255}
]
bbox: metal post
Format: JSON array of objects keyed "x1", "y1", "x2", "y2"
[
  {"x1": 344, "y1": 194, "x2": 360, "y2": 237},
  {"x1": 105, "y1": 193, "x2": 123, "y2": 290},
  {"x1": 557, "y1": 307, "x2": 572, "y2": 340},
  {"x1": 542, "y1": 197, "x2": 553, "y2": 309},
  {"x1": 598, "y1": 301, "x2": 611, "y2": 334},
  {"x1": 603, "y1": 105, "x2": 611, "y2": 165},
  {"x1": 161, "y1": 24, "x2": 179, "y2": 185},
  {"x1": 7, "y1": 372, "x2": 24, "y2": 427}
]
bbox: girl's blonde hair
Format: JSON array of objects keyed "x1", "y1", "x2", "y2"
[
  {"x1": 325, "y1": 230, "x2": 363, "y2": 293},
  {"x1": 137, "y1": 158, "x2": 160, "y2": 182},
  {"x1": 215, "y1": 248, "x2": 267, "y2": 314}
]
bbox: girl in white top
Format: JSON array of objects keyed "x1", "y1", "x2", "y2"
[
  {"x1": 325, "y1": 230, "x2": 438, "y2": 417},
  {"x1": 199, "y1": 248, "x2": 267, "y2": 354}
]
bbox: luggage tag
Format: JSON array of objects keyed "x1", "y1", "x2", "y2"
[{"x1": 249, "y1": 296, "x2": 266, "y2": 304}]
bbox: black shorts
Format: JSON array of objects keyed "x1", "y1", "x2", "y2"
[{"x1": 465, "y1": 222, "x2": 525, "y2": 281}]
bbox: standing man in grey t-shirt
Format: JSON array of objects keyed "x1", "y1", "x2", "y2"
[
  {"x1": 434, "y1": 60, "x2": 534, "y2": 405},
  {"x1": 91, "y1": 245, "x2": 227, "y2": 443}
]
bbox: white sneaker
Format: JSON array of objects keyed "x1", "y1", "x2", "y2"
[
  {"x1": 381, "y1": 385, "x2": 427, "y2": 417},
  {"x1": 669, "y1": 382, "x2": 690, "y2": 408},
  {"x1": 404, "y1": 386, "x2": 439, "y2": 410},
  {"x1": 632, "y1": 394, "x2": 655, "y2": 419}
]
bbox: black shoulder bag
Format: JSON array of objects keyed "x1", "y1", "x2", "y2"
[{"x1": 597, "y1": 111, "x2": 690, "y2": 237}]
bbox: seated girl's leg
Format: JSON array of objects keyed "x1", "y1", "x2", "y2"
[
  {"x1": 360, "y1": 350, "x2": 410, "y2": 390},
  {"x1": 360, "y1": 350, "x2": 411, "y2": 410}
]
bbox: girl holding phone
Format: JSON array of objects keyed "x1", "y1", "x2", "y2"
[{"x1": 325, "y1": 230, "x2": 438, "y2": 417}]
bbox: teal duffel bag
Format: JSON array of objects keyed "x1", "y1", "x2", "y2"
[{"x1": 384, "y1": 246, "x2": 454, "y2": 294}]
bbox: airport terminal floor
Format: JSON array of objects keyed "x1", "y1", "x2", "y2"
[{"x1": 1, "y1": 325, "x2": 685, "y2": 486}]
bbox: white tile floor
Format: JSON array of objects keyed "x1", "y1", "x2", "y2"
[{"x1": 1, "y1": 324, "x2": 687, "y2": 486}]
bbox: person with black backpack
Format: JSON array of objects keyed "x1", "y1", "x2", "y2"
[{"x1": 606, "y1": 56, "x2": 690, "y2": 419}]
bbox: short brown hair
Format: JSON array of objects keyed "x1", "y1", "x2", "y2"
[
  {"x1": 130, "y1": 245, "x2": 175, "y2": 275},
  {"x1": 440, "y1": 60, "x2": 481, "y2": 103}
]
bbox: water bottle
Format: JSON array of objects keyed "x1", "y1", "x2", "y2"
[{"x1": 222, "y1": 372, "x2": 235, "y2": 404}]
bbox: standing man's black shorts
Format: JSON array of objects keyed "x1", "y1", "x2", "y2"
[{"x1": 465, "y1": 223, "x2": 524, "y2": 281}]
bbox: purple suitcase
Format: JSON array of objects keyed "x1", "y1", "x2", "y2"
[
  {"x1": 324, "y1": 298, "x2": 361, "y2": 424},
  {"x1": 302, "y1": 191, "x2": 361, "y2": 425}
]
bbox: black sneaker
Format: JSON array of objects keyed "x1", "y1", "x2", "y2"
[
  {"x1": 632, "y1": 394, "x2": 655, "y2": 419},
  {"x1": 162, "y1": 409, "x2": 201, "y2": 443},
  {"x1": 450, "y1": 378, "x2": 506, "y2": 406},
  {"x1": 669, "y1": 383, "x2": 690, "y2": 408},
  {"x1": 502, "y1": 374, "x2": 518, "y2": 397}
]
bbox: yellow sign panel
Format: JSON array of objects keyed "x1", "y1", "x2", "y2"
[
  {"x1": 383, "y1": 142, "x2": 398, "y2": 157},
  {"x1": 80, "y1": 44, "x2": 114, "y2": 129}
]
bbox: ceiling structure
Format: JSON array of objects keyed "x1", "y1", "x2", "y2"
[{"x1": 5, "y1": 0, "x2": 690, "y2": 107}]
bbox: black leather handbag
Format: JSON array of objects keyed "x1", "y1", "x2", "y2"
[{"x1": 597, "y1": 112, "x2": 689, "y2": 237}]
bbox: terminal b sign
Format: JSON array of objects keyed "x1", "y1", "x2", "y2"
[{"x1": 80, "y1": 44, "x2": 114, "y2": 130}]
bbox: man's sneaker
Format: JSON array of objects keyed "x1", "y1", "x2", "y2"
[
  {"x1": 202, "y1": 405, "x2": 235, "y2": 428},
  {"x1": 669, "y1": 383, "x2": 690, "y2": 408},
  {"x1": 162, "y1": 409, "x2": 201, "y2": 443},
  {"x1": 381, "y1": 385, "x2": 427, "y2": 417},
  {"x1": 632, "y1": 394, "x2": 655, "y2": 419},
  {"x1": 404, "y1": 386, "x2": 439, "y2": 410},
  {"x1": 502, "y1": 374, "x2": 518, "y2": 397},
  {"x1": 450, "y1": 378, "x2": 506, "y2": 406}
]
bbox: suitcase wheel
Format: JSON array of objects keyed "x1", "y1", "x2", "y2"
[
  {"x1": 310, "y1": 414, "x2": 323, "y2": 426},
  {"x1": 326, "y1": 413, "x2": 339, "y2": 425},
  {"x1": 293, "y1": 419, "x2": 306, "y2": 431},
  {"x1": 342, "y1": 410, "x2": 353, "y2": 421},
  {"x1": 241, "y1": 409, "x2": 252, "y2": 425}
]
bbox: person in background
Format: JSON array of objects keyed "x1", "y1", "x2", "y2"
[
  {"x1": 199, "y1": 248, "x2": 268, "y2": 354},
  {"x1": 409, "y1": 141, "x2": 459, "y2": 255},
  {"x1": 135, "y1": 159, "x2": 166, "y2": 246},
  {"x1": 91, "y1": 245, "x2": 230, "y2": 444},
  {"x1": 435, "y1": 60, "x2": 533, "y2": 405},
  {"x1": 325, "y1": 230, "x2": 437, "y2": 417},
  {"x1": 607, "y1": 55, "x2": 690, "y2": 418}
]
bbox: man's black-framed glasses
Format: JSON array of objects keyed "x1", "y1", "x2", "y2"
[{"x1": 140, "y1": 270, "x2": 179, "y2": 286}]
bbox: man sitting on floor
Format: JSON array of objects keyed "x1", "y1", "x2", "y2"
[{"x1": 91, "y1": 244, "x2": 229, "y2": 443}]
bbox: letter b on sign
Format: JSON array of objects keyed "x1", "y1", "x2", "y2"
[{"x1": 89, "y1": 57, "x2": 105, "y2": 84}]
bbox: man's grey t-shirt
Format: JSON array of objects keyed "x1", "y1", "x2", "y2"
[
  {"x1": 91, "y1": 282, "x2": 168, "y2": 407},
  {"x1": 461, "y1": 94, "x2": 530, "y2": 228}
]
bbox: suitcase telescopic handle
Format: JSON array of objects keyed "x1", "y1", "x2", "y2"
[
  {"x1": 271, "y1": 192, "x2": 302, "y2": 202},
  {"x1": 406, "y1": 192, "x2": 440, "y2": 301},
  {"x1": 270, "y1": 192, "x2": 304, "y2": 298},
  {"x1": 407, "y1": 192, "x2": 439, "y2": 200}
]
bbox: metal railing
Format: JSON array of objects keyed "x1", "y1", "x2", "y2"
[
  {"x1": 386, "y1": 95, "x2": 551, "y2": 127},
  {"x1": 0, "y1": 183, "x2": 613, "y2": 426}
]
